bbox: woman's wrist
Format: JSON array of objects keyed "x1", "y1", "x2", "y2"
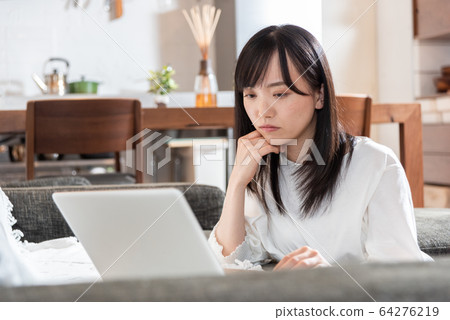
[{"x1": 227, "y1": 175, "x2": 248, "y2": 192}]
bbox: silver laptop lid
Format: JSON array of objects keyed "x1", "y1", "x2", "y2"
[{"x1": 53, "y1": 188, "x2": 224, "y2": 281}]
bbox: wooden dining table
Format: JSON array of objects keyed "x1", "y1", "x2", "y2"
[
  {"x1": 0, "y1": 103, "x2": 424, "y2": 206},
  {"x1": 0, "y1": 107, "x2": 235, "y2": 134}
]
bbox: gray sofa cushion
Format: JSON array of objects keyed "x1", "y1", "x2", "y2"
[
  {"x1": 4, "y1": 181, "x2": 449, "y2": 256},
  {"x1": 79, "y1": 173, "x2": 136, "y2": 185},
  {"x1": 3, "y1": 183, "x2": 224, "y2": 243},
  {"x1": 415, "y1": 208, "x2": 450, "y2": 256},
  {"x1": 1, "y1": 176, "x2": 92, "y2": 188},
  {"x1": 1, "y1": 260, "x2": 449, "y2": 301}
]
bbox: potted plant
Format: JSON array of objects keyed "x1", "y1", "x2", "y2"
[{"x1": 148, "y1": 65, "x2": 178, "y2": 108}]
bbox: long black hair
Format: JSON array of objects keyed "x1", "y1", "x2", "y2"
[{"x1": 234, "y1": 24, "x2": 355, "y2": 218}]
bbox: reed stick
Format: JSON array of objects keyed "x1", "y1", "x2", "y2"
[{"x1": 182, "y1": 4, "x2": 222, "y2": 60}]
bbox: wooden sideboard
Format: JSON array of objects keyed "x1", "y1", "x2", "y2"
[
  {"x1": 414, "y1": 0, "x2": 450, "y2": 40},
  {"x1": 423, "y1": 124, "x2": 450, "y2": 186}
]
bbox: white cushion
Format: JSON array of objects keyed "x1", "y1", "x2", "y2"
[{"x1": 0, "y1": 188, "x2": 36, "y2": 286}]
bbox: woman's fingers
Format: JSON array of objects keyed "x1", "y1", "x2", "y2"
[
  {"x1": 273, "y1": 246, "x2": 310, "y2": 270},
  {"x1": 259, "y1": 144, "x2": 280, "y2": 157},
  {"x1": 230, "y1": 130, "x2": 280, "y2": 186},
  {"x1": 274, "y1": 246, "x2": 329, "y2": 271},
  {"x1": 292, "y1": 255, "x2": 323, "y2": 269},
  {"x1": 239, "y1": 137, "x2": 279, "y2": 163},
  {"x1": 241, "y1": 130, "x2": 263, "y2": 140}
]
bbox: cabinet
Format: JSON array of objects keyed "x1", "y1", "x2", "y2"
[
  {"x1": 423, "y1": 124, "x2": 450, "y2": 185},
  {"x1": 414, "y1": 0, "x2": 450, "y2": 40}
]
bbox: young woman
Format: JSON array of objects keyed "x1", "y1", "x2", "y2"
[{"x1": 208, "y1": 24, "x2": 431, "y2": 270}]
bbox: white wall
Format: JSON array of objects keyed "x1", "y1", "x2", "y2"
[
  {"x1": 322, "y1": 0, "x2": 378, "y2": 100},
  {"x1": 322, "y1": 0, "x2": 418, "y2": 154},
  {"x1": 321, "y1": 0, "x2": 387, "y2": 148},
  {"x1": 0, "y1": 0, "x2": 164, "y2": 96},
  {"x1": 375, "y1": 0, "x2": 416, "y2": 154},
  {"x1": 158, "y1": 0, "x2": 218, "y2": 93},
  {"x1": 377, "y1": 0, "x2": 415, "y2": 103},
  {"x1": 0, "y1": 0, "x2": 214, "y2": 97},
  {"x1": 235, "y1": 0, "x2": 322, "y2": 56},
  {"x1": 215, "y1": 0, "x2": 236, "y2": 91}
]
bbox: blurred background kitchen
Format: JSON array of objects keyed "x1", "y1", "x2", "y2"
[
  {"x1": 1, "y1": 0, "x2": 448, "y2": 99},
  {"x1": 1, "y1": 0, "x2": 449, "y2": 203}
]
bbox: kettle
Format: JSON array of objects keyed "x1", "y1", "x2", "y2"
[{"x1": 32, "y1": 58, "x2": 70, "y2": 95}]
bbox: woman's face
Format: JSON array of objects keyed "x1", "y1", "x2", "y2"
[{"x1": 243, "y1": 53, "x2": 323, "y2": 147}]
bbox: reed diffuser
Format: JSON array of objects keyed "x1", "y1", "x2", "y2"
[{"x1": 183, "y1": 4, "x2": 221, "y2": 108}]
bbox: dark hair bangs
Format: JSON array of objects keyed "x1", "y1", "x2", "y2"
[
  {"x1": 277, "y1": 46, "x2": 311, "y2": 96},
  {"x1": 235, "y1": 36, "x2": 277, "y2": 91},
  {"x1": 277, "y1": 30, "x2": 324, "y2": 96}
]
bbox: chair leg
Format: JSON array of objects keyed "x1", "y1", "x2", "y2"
[
  {"x1": 135, "y1": 170, "x2": 143, "y2": 183},
  {"x1": 26, "y1": 154, "x2": 35, "y2": 180},
  {"x1": 114, "y1": 152, "x2": 121, "y2": 172}
]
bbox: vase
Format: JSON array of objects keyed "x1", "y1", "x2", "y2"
[
  {"x1": 194, "y1": 59, "x2": 218, "y2": 108},
  {"x1": 154, "y1": 93, "x2": 169, "y2": 108}
]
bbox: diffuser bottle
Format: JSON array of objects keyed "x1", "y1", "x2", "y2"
[
  {"x1": 183, "y1": 4, "x2": 221, "y2": 108},
  {"x1": 194, "y1": 59, "x2": 218, "y2": 107}
]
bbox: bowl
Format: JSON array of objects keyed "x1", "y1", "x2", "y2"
[
  {"x1": 434, "y1": 76, "x2": 450, "y2": 93},
  {"x1": 442, "y1": 65, "x2": 450, "y2": 77}
]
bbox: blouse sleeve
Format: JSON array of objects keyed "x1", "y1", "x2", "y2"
[
  {"x1": 364, "y1": 159, "x2": 433, "y2": 262},
  {"x1": 208, "y1": 191, "x2": 270, "y2": 266}
]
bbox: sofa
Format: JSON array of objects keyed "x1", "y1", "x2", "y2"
[{"x1": 1, "y1": 177, "x2": 450, "y2": 302}]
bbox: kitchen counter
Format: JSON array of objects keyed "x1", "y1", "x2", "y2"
[{"x1": 0, "y1": 92, "x2": 234, "y2": 111}]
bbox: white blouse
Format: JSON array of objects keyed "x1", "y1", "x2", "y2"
[{"x1": 208, "y1": 137, "x2": 432, "y2": 267}]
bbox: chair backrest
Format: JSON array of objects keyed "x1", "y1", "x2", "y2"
[
  {"x1": 26, "y1": 99, "x2": 143, "y2": 182},
  {"x1": 337, "y1": 94, "x2": 372, "y2": 137},
  {"x1": 337, "y1": 96, "x2": 424, "y2": 207}
]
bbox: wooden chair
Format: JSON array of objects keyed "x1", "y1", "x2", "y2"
[
  {"x1": 337, "y1": 95, "x2": 423, "y2": 207},
  {"x1": 337, "y1": 94, "x2": 372, "y2": 137},
  {"x1": 26, "y1": 99, "x2": 143, "y2": 183}
]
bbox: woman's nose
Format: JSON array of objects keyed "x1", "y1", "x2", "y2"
[{"x1": 257, "y1": 100, "x2": 275, "y2": 118}]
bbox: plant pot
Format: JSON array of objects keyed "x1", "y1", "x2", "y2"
[{"x1": 155, "y1": 94, "x2": 169, "y2": 108}]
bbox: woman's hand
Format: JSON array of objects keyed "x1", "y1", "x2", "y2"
[
  {"x1": 229, "y1": 130, "x2": 280, "y2": 188},
  {"x1": 273, "y1": 246, "x2": 330, "y2": 271}
]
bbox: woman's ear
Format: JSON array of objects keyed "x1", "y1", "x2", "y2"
[{"x1": 315, "y1": 84, "x2": 324, "y2": 110}]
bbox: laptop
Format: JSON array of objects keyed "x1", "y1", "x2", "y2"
[{"x1": 52, "y1": 188, "x2": 224, "y2": 281}]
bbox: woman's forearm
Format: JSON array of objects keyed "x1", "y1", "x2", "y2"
[
  {"x1": 214, "y1": 129, "x2": 278, "y2": 256},
  {"x1": 214, "y1": 179, "x2": 247, "y2": 256}
]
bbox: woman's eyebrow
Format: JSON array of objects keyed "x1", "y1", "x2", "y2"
[
  {"x1": 266, "y1": 81, "x2": 287, "y2": 88},
  {"x1": 243, "y1": 82, "x2": 287, "y2": 90}
]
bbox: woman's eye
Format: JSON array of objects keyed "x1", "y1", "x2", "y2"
[
  {"x1": 244, "y1": 94, "x2": 256, "y2": 98},
  {"x1": 274, "y1": 92, "x2": 288, "y2": 98}
]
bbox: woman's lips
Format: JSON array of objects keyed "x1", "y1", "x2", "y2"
[{"x1": 259, "y1": 125, "x2": 280, "y2": 132}]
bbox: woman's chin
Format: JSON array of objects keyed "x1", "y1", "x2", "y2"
[
  {"x1": 256, "y1": 129, "x2": 297, "y2": 146},
  {"x1": 266, "y1": 137, "x2": 298, "y2": 146}
]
